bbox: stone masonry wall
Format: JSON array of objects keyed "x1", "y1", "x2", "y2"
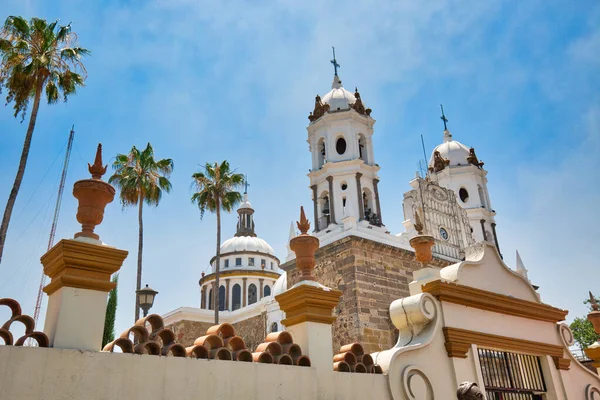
[
  {"x1": 166, "y1": 313, "x2": 267, "y2": 351},
  {"x1": 282, "y1": 235, "x2": 449, "y2": 354}
]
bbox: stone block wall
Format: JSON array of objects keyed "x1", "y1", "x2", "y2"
[
  {"x1": 166, "y1": 313, "x2": 267, "y2": 351},
  {"x1": 281, "y1": 235, "x2": 449, "y2": 354}
]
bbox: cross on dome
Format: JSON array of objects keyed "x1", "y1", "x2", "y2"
[{"x1": 330, "y1": 46, "x2": 340, "y2": 77}]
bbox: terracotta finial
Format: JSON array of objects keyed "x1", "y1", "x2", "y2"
[
  {"x1": 587, "y1": 291, "x2": 600, "y2": 338},
  {"x1": 409, "y1": 208, "x2": 434, "y2": 264},
  {"x1": 88, "y1": 143, "x2": 108, "y2": 180},
  {"x1": 290, "y1": 206, "x2": 319, "y2": 281},
  {"x1": 297, "y1": 206, "x2": 310, "y2": 234},
  {"x1": 73, "y1": 145, "x2": 116, "y2": 240}
]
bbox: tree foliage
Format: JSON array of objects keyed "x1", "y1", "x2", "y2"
[
  {"x1": 570, "y1": 295, "x2": 600, "y2": 351},
  {"x1": 102, "y1": 274, "x2": 119, "y2": 349}
]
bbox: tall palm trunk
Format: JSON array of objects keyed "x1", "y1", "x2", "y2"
[
  {"x1": 135, "y1": 194, "x2": 144, "y2": 322},
  {"x1": 214, "y1": 201, "x2": 221, "y2": 324},
  {"x1": 0, "y1": 80, "x2": 43, "y2": 265}
]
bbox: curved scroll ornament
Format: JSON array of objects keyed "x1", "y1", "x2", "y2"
[
  {"x1": 558, "y1": 323, "x2": 575, "y2": 348},
  {"x1": 586, "y1": 384, "x2": 600, "y2": 400},
  {"x1": 402, "y1": 365, "x2": 434, "y2": 400},
  {"x1": 557, "y1": 323, "x2": 600, "y2": 382}
]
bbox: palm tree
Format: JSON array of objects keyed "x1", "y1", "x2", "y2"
[
  {"x1": 0, "y1": 17, "x2": 89, "y2": 264},
  {"x1": 109, "y1": 143, "x2": 173, "y2": 322},
  {"x1": 191, "y1": 161, "x2": 244, "y2": 324}
]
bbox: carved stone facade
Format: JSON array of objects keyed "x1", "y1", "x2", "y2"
[
  {"x1": 281, "y1": 236, "x2": 449, "y2": 354},
  {"x1": 166, "y1": 312, "x2": 267, "y2": 351}
]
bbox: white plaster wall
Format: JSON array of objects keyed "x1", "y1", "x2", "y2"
[
  {"x1": 0, "y1": 347, "x2": 392, "y2": 400},
  {"x1": 212, "y1": 253, "x2": 279, "y2": 272}
]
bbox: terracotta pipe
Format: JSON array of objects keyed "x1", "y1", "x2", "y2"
[
  {"x1": 361, "y1": 354, "x2": 374, "y2": 371},
  {"x1": 150, "y1": 328, "x2": 176, "y2": 346},
  {"x1": 134, "y1": 341, "x2": 161, "y2": 355},
  {"x1": 255, "y1": 341, "x2": 282, "y2": 356},
  {"x1": 162, "y1": 343, "x2": 186, "y2": 357},
  {"x1": 103, "y1": 337, "x2": 134, "y2": 353},
  {"x1": 353, "y1": 363, "x2": 367, "y2": 373},
  {"x1": 333, "y1": 361, "x2": 351, "y2": 372},
  {"x1": 233, "y1": 349, "x2": 253, "y2": 362},
  {"x1": 333, "y1": 352, "x2": 357, "y2": 366},
  {"x1": 0, "y1": 329, "x2": 13, "y2": 346},
  {"x1": 207, "y1": 322, "x2": 235, "y2": 339},
  {"x1": 295, "y1": 355, "x2": 311, "y2": 367},
  {"x1": 186, "y1": 345, "x2": 209, "y2": 359},
  {"x1": 373, "y1": 365, "x2": 383, "y2": 374},
  {"x1": 252, "y1": 351, "x2": 274, "y2": 363},
  {"x1": 119, "y1": 325, "x2": 149, "y2": 344},
  {"x1": 14, "y1": 331, "x2": 48, "y2": 347},
  {"x1": 135, "y1": 314, "x2": 164, "y2": 334},
  {"x1": 210, "y1": 347, "x2": 232, "y2": 360},
  {"x1": 224, "y1": 335, "x2": 246, "y2": 351},
  {"x1": 194, "y1": 334, "x2": 224, "y2": 350},
  {"x1": 275, "y1": 354, "x2": 293, "y2": 365},
  {"x1": 285, "y1": 343, "x2": 302, "y2": 358},
  {"x1": 339, "y1": 343, "x2": 364, "y2": 358},
  {"x1": 265, "y1": 330, "x2": 293, "y2": 345}
]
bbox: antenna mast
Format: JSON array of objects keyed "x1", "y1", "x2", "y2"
[{"x1": 33, "y1": 125, "x2": 75, "y2": 327}]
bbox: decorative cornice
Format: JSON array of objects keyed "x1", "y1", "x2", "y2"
[
  {"x1": 199, "y1": 269, "x2": 280, "y2": 286},
  {"x1": 422, "y1": 280, "x2": 567, "y2": 323},
  {"x1": 443, "y1": 327, "x2": 569, "y2": 369},
  {"x1": 276, "y1": 284, "x2": 342, "y2": 327},
  {"x1": 41, "y1": 239, "x2": 128, "y2": 295}
]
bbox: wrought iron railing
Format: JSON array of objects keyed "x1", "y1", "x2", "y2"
[{"x1": 478, "y1": 348, "x2": 546, "y2": 400}]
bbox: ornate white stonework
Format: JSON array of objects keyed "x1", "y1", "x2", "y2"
[{"x1": 401, "y1": 176, "x2": 475, "y2": 261}]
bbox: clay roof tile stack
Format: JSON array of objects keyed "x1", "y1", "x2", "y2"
[
  {"x1": 333, "y1": 342, "x2": 382, "y2": 374},
  {"x1": 0, "y1": 298, "x2": 48, "y2": 347}
]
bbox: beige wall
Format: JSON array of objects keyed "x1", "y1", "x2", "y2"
[{"x1": 0, "y1": 346, "x2": 390, "y2": 400}]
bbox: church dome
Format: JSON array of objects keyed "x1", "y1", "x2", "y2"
[
  {"x1": 272, "y1": 273, "x2": 288, "y2": 297},
  {"x1": 429, "y1": 130, "x2": 471, "y2": 168},
  {"x1": 220, "y1": 235, "x2": 275, "y2": 256},
  {"x1": 321, "y1": 75, "x2": 357, "y2": 111}
]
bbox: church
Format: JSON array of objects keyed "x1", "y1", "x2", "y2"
[{"x1": 163, "y1": 56, "x2": 513, "y2": 354}]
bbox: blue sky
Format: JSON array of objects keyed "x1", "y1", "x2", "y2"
[{"x1": 0, "y1": 0, "x2": 599, "y2": 337}]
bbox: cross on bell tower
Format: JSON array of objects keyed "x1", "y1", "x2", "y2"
[
  {"x1": 330, "y1": 46, "x2": 340, "y2": 76},
  {"x1": 440, "y1": 104, "x2": 449, "y2": 131}
]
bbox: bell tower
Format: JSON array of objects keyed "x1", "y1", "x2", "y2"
[{"x1": 307, "y1": 53, "x2": 384, "y2": 237}]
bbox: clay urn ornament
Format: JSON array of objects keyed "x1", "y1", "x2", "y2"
[
  {"x1": 289, "y1": 206, "x2": 319, "y2": 281},
  {"x1": 587, "y1": 291, "x2": 600, "y2": 334},
  {"x1": 72, "y1": 144, "x2": 116, "y2": 240},
  {"x1": 409, "y1": 208, "x2": 435, "y2": 263}
]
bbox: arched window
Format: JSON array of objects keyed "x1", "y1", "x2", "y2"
[
  {"x1": 218, "y1": 285, "x2": 226, "y2": 311},
  {"x1": 263, "y1": 285, "x2": 271, "y2": 297},
  {"x1": 318, "y1": 191, "x2": 330, "y2": 230},
  {"x1": 363, "y1": 188, "x2": 374, "y2": 220},
  {"x1": 317, "y1": 138, "x2": 326, "y2": 168},
  {"x1": 248, "y1": 284, "x2": 257, "y2": 305},
  {"x1": 358, "y1": 134, "x2": 367, "y2": 163},
  {"x1": 459, "y1": 188, "x2": 469, "y2": 203},
  {"x1": 478, "y1": 185, "x2": 487, "y2": 208},
  {"x1": 232, "y1": 284, "x2": 241, "y2": 310},
  {"x1": 208, "y1": 288, "x2": 213, "y2": 310},
  {"x1": 271, "y1": 322, "x2": 278, "y2": 333}
]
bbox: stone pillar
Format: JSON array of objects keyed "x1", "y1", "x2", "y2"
[
  {"x1": 242, "y1": 277, "x2": 247, "y2": 307},
  {"x1": 491, "y1": 222, "x2": 502, "y2": 258},
  {"x1": 373, "y1": 178, "x2": 382, "y2": 224},
  {"x1": 201, "y1": 286, "x2": 206, "y2": 309},
  {"x1": 41, "y1": 144, "x2": 128, "y2": 351},
  {"x1": 355, "y1": 173, "x2": 364, "y2": 220},
  {"x1": 311, "y1": 184, "x2": 319, "y2": 232},
  {"x1": 225, "y1": 279, "x2": 230, "y2": 310},
  {"x1": 276, "y1": 207, "x2": 342, "y2": 399},
  {"x1": 259, "y1": 278, "x2": 264, "y2": 300},
  {"x1": 326, "y1": 176, "x2": 336, "y2": 224},
  {"x1": 480, "y1": 219, "x2": 487, "y2": 241}
]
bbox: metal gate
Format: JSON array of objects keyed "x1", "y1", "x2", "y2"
[{"x1": 478, "y1": 348, "x2": 546, "y2": 400}]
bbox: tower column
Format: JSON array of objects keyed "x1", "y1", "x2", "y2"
[
  {"x1": 373, "y1": 178, "x2": 382, "y2": 224},
  {"x1": 201, "y1": 285, "x2": 206, "y2": 309},
  {"x1": 355, "y1": 173, "x2": 364, "y2": 220},
  {"x1": 311, "y1": 184, "x2": 319, "y2": 232},
  {"x1": 480, "y1": 219, "x2": 487, "y2": 241},
  {"x1": 491, "y1": 223, "x2": 502, "y2": 258},
  {"x1": 225, "y1": 279, "x2": 230, "y2": 310},
  {"x1": 326, "y1": 176, "x2": 336, "y2": 224},
  {"x1": 242, "y1": 277, "x2": 247, "y2": 307},
  {"x1": 259, "y1": 278, "x2": 264, "y2": 300}
]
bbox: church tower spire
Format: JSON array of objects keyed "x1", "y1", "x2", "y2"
[{"x1": 235, "y1": 189, "x2": 256, "y2": 237}]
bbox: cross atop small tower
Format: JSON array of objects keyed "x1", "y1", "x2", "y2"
[
  {"x1": 244, "y1": 174, "x2": 250, "y2": 194},
  {"x1": 440, "y1": 104, "x2": 449, "y2": 131},
  {"x1": 330, "y1": 46, "x2": 340, "y2": 76}
]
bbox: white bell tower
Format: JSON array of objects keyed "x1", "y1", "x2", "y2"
[
  {"x1": 427, "y1": 106, "x2": 501, "y2": 257},
  {"x1": 307, "y1": 52, "x2": 385, "y2": 239}
]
